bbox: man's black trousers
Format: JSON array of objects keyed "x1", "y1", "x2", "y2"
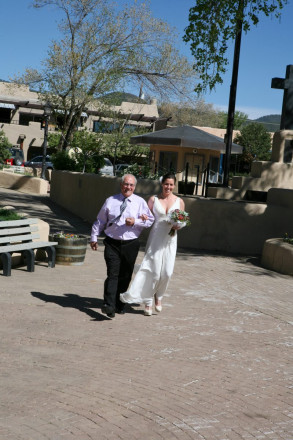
[{"x1": 103, "y1": 236, "x2": 140, "y2": 312}]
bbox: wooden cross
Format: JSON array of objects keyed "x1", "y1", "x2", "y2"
[{"x1": 271, "y1": 65, "x2": 293, "y2": 130}]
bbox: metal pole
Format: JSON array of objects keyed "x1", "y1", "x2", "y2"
[
  {"x1": 223, "y1": 0, "x2": 243, "y2": 187},
  {"x1": 41, "y1": 114, "x2": 49, "y2": 180},
  {"x1": 195, "y1": 165, "x2": 199, "y2": 195},
  {"x1": 184, "y1": 162, "x2": 189, "y2": 196},
  {"x1": 202, "y1": 168, "x2": 206, "y2": 196},
  {"x1": 205, "y1": 163, "x2": 210, "y2": 198}
]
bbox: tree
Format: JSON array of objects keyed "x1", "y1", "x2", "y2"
[
  {"x1": 233, "y1": 122, "x2": 272, "y2": 172},
  {"x1": 70, "y1": 130, "x2": 105, "y2": 173},
  {"x1": 183, "y1": 0, "x2": 288, "y2": 93},
  {"x1": 184, "y1": 0, "x2": 287, "y2": 185},
  {"x1": 0, "y1": 130, "x2": 11, "y2": 164},
  {"x1": 217, "y1": 110, "x2": 248, "y2": 130},
  {"x1": 17, "y1": 0, "x2": 196, "y2": 150},
  {"x1": 158, "y1": 100, "x2": 248, "y2": 129},
  {"x1": 158, "y1": 99, "x2": 220, "y2": 127},
  {"x1": 49, "y1": 130, "x2": 105, "y2": 172},
  {"x1": 98, "y1": 113, "x2": 150, "y2": 171}
]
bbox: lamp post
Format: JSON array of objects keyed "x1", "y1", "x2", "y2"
[{"x1": 41, "y1": 102, "x2": 52, "y2": 180}]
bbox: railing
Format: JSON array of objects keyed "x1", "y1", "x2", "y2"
[
  {"x1": 1, "y1": 165, "x2": 25, "y2": 174},
  {"x1": 202, "y1": 166, "x2": 225, "y2": 197}
]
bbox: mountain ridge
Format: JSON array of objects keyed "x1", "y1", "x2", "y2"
[{"x1": 250, "y1": 114, "x2": 281, "y2": 132}]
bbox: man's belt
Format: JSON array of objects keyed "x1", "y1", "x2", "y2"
[{"x1": 105, "y1": 235, "x2": 138, "y2": 245}]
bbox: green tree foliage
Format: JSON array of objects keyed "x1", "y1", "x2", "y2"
[
  {"x1": 217, "y1": 110, "x2": 248, "y2": 130},
  {"x1": 18, "y1": 0, "x2": 196, "y2": 150},
  {"x1": 51, "y1": 150, "x2": 78, "y2": 171},
  {"x1": 50, "y1": 130, "x2": 105, "y2": 172},
  {"x1": 122, "y1": 163, "x2": 159, "y2": 180},
  {"x1": 70, "y1": 130, "x2": 105, "y2": 173},
  {"x1": 158, "y1": 99, "x2": 220, "y2": 127},
  {"x1": 158, "y1": 100, "x2": 248, "y2": 129},
  {"x1": 183, "y1": 0, "x2": 287, "y2": 93},
  {"x1": 233, "y1": 122, "x2": 272, "y2": 172},
  {"x1": 98, "y1": 113, "x2": 150, "y2": 170},
  {"x1": 0, "y1": 130, "x2": 12, "y2": 164}
]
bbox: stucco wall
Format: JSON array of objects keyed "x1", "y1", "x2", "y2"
[
  {"x1": 208, "y1": 161, "x2": 293, "y2": 200},
  {"x1": 50, "y1": 171, "x2": 293, "y2": 255},
  {"x1": 0, "y1": 171, "x2": 48, "y2": 194}
]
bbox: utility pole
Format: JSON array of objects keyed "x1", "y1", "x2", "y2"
[{"x1": 223, "y1": 0, "x2": 244, "y2": 187}]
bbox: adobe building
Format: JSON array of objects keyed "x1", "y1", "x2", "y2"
[{"x1": 0, "y1": 81, "x2": 160, "y2": 161}]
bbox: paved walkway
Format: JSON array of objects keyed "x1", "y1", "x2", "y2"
[{"x1": 0, "y1": 187, "x2": 292, "y2": 440}]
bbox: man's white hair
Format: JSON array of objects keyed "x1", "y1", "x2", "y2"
[{"x1": 121, "y1": 174, "x2": 137, "y2": 186}]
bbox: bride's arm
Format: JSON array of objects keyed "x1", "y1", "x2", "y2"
[
  {"x1": 147, "y1": 195, "x2": 155, "y2": 213},
  {"x1": 140, "y1": 195, "x2": 155, "y2": 221}
]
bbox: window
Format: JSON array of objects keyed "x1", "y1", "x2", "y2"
[
  {"x1": 0, "y1": 108, "x2": 11, "y2": 123},
  {"x1": 93, "y1": 121, "x2": 119, "y2": 133},
  {"x1": 19, "y1": 113, "x2": 43, "y2": 126}
]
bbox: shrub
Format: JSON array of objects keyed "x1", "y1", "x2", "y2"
[
  {"x1": 0, "y1": 209, "x2": 22, "y2": 221},
  {"x1": 51, "y1": 151, "x2": 78, "y2": 171},
  {"x1": 122, "y1": 163, "x2": 159, "y2": 180}
]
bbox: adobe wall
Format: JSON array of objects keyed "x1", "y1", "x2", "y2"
[
  {"x1": 0, "y1": 171, "x2": 48, "y2": 195},
  {"x1": 1, "y1": 121, "x2": 45, "y2": 161},
  {"x1": 50, "y1": 171, "x2": 293, "y2": 255}
]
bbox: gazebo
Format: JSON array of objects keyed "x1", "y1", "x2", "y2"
[{"x1": 131, "y1": 125, "x2": 242, "y2": 186}]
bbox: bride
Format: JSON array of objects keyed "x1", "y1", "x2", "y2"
[{"x1": 120, "y1": 173, "x2": 185, "y2": 316}]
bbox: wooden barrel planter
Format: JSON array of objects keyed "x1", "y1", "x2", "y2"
[{"x1": 49, "y1": 234, "x2": 88, "y2": 266}]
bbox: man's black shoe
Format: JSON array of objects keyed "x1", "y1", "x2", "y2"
[
  {"x1": 101, "y1": 304, "x2": 115, "y2": 317},
  {"x1": 116, "y1": 308, "x2": 126, "y2": 315}
]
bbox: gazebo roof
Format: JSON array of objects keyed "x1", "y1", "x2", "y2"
[{"x1": 130, "y1": 125, "x2": 243, "y2": 154}]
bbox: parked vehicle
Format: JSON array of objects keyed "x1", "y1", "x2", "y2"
[
  {"x1": 24, "y1": 155, "x2": 54, "y2": 170},
  {"x1": 98, "y1": 158, "x2": 114, "y2": 176},
  {"x1": 115, "y1": 163, "x2": 130, "y2": 176},
  {"x1": 5, "y1": 147, "x2": 25, "y2": 166}
]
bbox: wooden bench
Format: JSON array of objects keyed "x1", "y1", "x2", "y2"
[{"x1": 0, "y1": 218, "x2": 58, "y2": 276}]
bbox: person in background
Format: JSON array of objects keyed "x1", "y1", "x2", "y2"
[
  {"x1": 120, "y1": 173, "x2": 185, "y2": 316},
  {"x1": 90, "y1": 174, "x2": 154, "y2": 318}
]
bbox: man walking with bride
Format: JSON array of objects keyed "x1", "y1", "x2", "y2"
[{"x1": 90, "y1": 174, "x2": 154, "y2": 318}]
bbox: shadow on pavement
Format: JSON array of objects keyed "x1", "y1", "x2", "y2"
[
  {"x1": 31, "y1": 291, "x2": 145, "y2": 319},
  {"x1": 31, "y1": 291, "x2": 109, "y2": 321}
]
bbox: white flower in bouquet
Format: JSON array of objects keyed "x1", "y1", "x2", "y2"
[{"x1": 167, "y1": 209, "x2": 191, "y2": 236}]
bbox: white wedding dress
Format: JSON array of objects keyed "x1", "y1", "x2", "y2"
[{"x1": 120, "y1": 196, "x2": 180, "y2": 306}]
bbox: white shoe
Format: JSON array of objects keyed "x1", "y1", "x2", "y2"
[
  {"x1": 155, "y1": 296, "x2": 162, "y2": 312},
  {"x1": 120, "y1": 294, "x2": 127, "y2": 303},
  {"x1": 144, "y1": 306, "x2": 152, "y2": 316}
]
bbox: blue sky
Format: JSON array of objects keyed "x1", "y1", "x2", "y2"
[{"x1": 1, "y1": 0, "x2": 292, "y2": 120}]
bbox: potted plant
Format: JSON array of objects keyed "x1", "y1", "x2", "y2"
[{"x1": 49, "y1": 232, "x2": 88, "y2": 266}]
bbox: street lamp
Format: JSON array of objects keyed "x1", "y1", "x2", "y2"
[{"x1": 41, "y1": 102, "x2": 52, "y2": 180}]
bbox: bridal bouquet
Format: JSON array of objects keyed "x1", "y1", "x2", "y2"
[{"x1": 168, "y1": 209, "x2": 191, "y2": 236}]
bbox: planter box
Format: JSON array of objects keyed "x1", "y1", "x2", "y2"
[
  {"x1": 49, "y1": 234, "x2": 88, "y2": 266},
  {"x1": 261, "y1": 238, "x2": 293, "y2": 276}
]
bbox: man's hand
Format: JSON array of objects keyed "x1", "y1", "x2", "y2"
[
  {"x1": 125, "y1": 217, "x2": 135, "y2": 226},
  {"x1": 90, "y1": 241, "x2": 98, "y2": 251},
  {"x1": 140, "y1": 214, "x2": 148, "y2": 222}
]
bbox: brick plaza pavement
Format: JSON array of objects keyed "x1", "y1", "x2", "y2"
[{"x1": 0, "y1": 187, "x2": 292, "y2": 439}]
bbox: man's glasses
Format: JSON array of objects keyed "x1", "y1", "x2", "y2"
[{"x1": 123, "y1": 183, "x2": 135, "y2": 187}]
